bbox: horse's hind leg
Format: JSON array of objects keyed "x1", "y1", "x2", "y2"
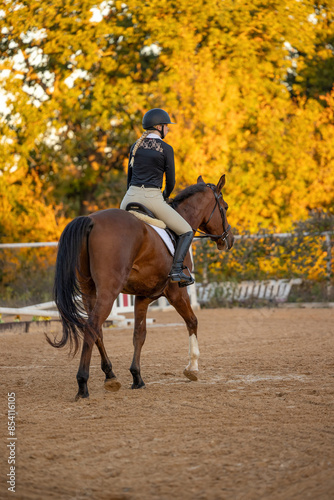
[
  {"x1": 165, "y1": 284, "x2": 199, "y2": 381},
  {"x1": 130, "y1": 296, "x2": 152, "y2": 389},
  {"x1": 76, "y1": 290, "x2": 120, "y2": 400},
  {"x1": 95, "y1": 329, "x2": 121, "y2": 392},
  {"x1": 75, "y1": 283, "x2": 95, "y2": 400}
]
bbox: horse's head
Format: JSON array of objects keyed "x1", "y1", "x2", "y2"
[{"x1": 197, "y1": 174, "x2": 234, "y2": 251}]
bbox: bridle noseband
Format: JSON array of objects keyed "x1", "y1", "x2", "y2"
[{"x1": 193, "y1": 184, "x2": 231, "y2": 248}]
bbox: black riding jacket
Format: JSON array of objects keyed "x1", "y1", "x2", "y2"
[{"x1": 127, "y1": 137, "x2": 175, "y2": 199}]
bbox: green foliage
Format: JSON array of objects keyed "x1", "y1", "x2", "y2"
[
  {"x1": 193, "y1": 212, "x2": 334, "y2": 284},
  {"x1": 0, "y1": 247, "x2": 56, "y2": 306}
]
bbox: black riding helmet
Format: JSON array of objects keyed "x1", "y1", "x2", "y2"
[{"x1": 142, "y1": 108, "x2": 175, "y2": 139}]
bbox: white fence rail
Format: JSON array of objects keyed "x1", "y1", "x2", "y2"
[
  {"x1": 197, "y1": 279, "x2": 302, "y2": 305},
  {"x1": 0, "y1": 242, "x2": 58, "y2": 248},
  {"x1": 0, "y1": 293, "x2": 198, "y2": 324},
  {"x1": 0, "y1": 301, "x2": 125, "y2": 323}
]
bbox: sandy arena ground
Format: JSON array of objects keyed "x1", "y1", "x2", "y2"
[{"x1": 1, "y1": 307, "x2": 334, "y2": 500}]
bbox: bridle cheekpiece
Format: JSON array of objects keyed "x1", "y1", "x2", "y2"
[{"x1": 193, "y1": 184, "x2": 231, "y2": 249}]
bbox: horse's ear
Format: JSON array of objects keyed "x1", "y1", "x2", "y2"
[
  {"x1": 197, "y1": 175, "x2": 205, "y2": 184},
  {"x1": 217, "y1": 174, "x2": 226, "y2": 191}
]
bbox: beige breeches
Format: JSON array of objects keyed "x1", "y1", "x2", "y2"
[{"x1": 120, "y1": 185, "x2": 192, "y2": 235}]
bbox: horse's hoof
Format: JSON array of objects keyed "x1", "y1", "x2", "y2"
[
  {"x1": 183, "y1": 369, "x2": 199, "y2": 381},
  {"x1": 104, "y1": 377, "x2": 121, "y2": 392},
  {"x1": 75, "y1": 392, "x2": 89, "y2": 401},
  {"x1": 131, "y1": 382, "x2": 146, "y2": 390}
]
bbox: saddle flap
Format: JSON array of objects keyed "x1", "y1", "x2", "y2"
[{"x1": 125, "y1": 202, "x2": 177, "y2": 250}]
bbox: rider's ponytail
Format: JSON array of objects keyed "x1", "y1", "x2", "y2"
[{"x1": 129, "y1": 130, "x2": 150, "y2": 167}]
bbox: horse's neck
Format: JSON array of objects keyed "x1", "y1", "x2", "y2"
[{"x1": 176, "y1": 193, "x2": 209, "y2": 230}]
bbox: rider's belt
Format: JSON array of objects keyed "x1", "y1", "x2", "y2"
[{"x1": 130, "y1": 183, "x2": 160, "y2": 189}]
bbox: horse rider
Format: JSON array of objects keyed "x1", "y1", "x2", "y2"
[{"x1": 120, "y1": 108, "x2": 194, "y2": 286}]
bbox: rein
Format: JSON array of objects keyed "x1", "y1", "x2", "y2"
[{"x1": 193, "y1": 184, "x2": 231, "y2": 246}]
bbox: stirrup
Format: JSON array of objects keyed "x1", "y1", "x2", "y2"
[
  {"x1": 169, "y1": 266, "x2": 195, "y2": 287},
  {"x1": 178, "y1": 278, "x2": 195, "y2": 288}
]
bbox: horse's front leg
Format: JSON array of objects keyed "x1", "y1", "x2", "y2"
[
  {"x1": 184, "y1": 329, "x2": 200, "y2": 381},
  {"x1": 130, "y1": 296, "x2": 152, "y2": 389},
  {"x1": 165, "y1": 284, "x2": 200, "y2": 381}
]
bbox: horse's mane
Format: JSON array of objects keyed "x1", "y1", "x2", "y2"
[{"x1": 169, "y1": 182, "x2": 207, "y2": 208}]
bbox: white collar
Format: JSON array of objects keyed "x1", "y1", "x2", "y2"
[{"x1": 146, "y1": 132, "x2": 162, "y2": 140}]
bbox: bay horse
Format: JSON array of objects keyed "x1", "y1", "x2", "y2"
[{"x1": 48, "y1": 174, "x2": 234, "y2": 400}]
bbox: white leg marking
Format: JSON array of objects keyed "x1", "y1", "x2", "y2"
[{"x1": 186, "y1": 334, "x2": 200, "y2": 372}]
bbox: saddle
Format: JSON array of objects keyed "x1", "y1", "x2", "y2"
[{"x1": 126, "y1": 203, "x2": 177, "y2": 248}]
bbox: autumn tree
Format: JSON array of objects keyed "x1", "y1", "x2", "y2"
[
  {"x1": 0, "y1": 0, "x2": 333, "y2": 237},
  {"x1": 0, "y1": 0, "x2": 163, "y2": 218}
]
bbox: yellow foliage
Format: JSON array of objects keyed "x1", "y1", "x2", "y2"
[
  {"x1": 0, "y1": 167, "x2": 66, "y2": 243},
  {"x1": 1, "y1": 0, "x2": 334, "y2": 243}
]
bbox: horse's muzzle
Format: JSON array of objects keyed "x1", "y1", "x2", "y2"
[{"x1": 217, "y1": 230, "x2": 234, "y2": 251}]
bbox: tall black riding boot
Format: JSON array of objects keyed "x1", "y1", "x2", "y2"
[{"x1": 169, "y1": 231, "x2": 195, "y2": 286}]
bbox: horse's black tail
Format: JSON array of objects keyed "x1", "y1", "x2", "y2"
[{"x1": 46, "y1": 216, "x2": 94, "y2": 355}]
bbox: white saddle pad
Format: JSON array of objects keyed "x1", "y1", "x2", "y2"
[{"x1": 149, "y1": 225, "x2": 175, "y2": 256}]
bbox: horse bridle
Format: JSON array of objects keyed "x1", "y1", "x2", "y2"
[{"x1": 193, "y1": 184, "x2": 231, "y2": 248}]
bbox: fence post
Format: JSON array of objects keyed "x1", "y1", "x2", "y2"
[{"x1": 325, "y1": 233, "x2": 333, "y2": 299}]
